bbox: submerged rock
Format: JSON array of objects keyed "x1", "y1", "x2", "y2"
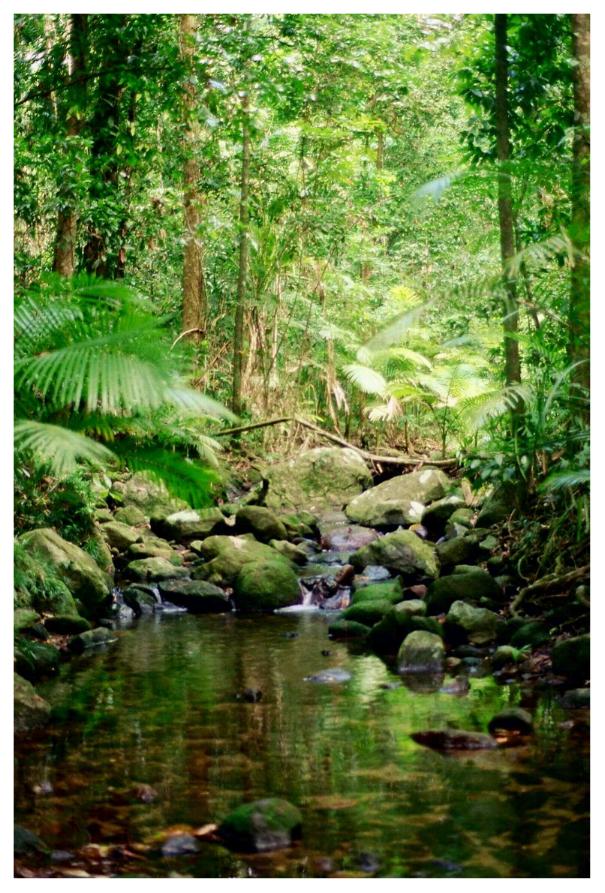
[
  {"x1": 411, "y1": 729, "x2": 498, "y2": 752},
  {"x1": 350, "y1": 530, "x2": 439, "y2": 581},
  {"x1": 345, "y1": 468, "x2": 451, "y2": 528},
  {"x1": 14, "y1": 675, "x2": 51, "y2": 735},
  {"x1": 218, "y1": 798, "x2": 303, "y2": 852},
  {"x1": 264, "y1": 447, "x2": 372, "y2": 512},
  {"x1": 398, "y1": 630, "x2": 444, "y2": 673}
]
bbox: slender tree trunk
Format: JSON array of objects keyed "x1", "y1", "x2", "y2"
[
  {"x1": 569, "y1": 13, "x2": 590, "y2": 408},
  {"x1": 495, "y1": 14, "x2": 522, "y2": 388},
  {"x1": 180, "y1": 14, "x2": 207, "y2": 342},
  {"x1": 53, "y1": 14, "x2": 87, "y2": 277},
  {"x1": 232, "y1": 91, "x2": 251, "y2": 416}
]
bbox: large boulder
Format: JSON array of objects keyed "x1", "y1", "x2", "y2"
[
  {"x1": 350, "y1": 530, "x2": 439, "y2": 581},
  {"x1": 345, "y1": 468, "x2": 451, "y2": 528},
  {"x1": 151, "y1": 508, "x2": 226, "y2": 542},
  {"x1": 398, "y1": 630, "x2": 445, "y2": 673},
  {"x1": 218, "y1": 798, "x2": 303, "y2": 852},
  {"x1": 425, "y1": 570, "x2": 503, "y2": 615},
  {"x1": 318, "y1": 517, "x2": 380, "y2": 553},
  {"x1": 234, "y1": 506, "x2": 288, "y2": 543},
  {"x1": 18, "y1": 528, "x2": 112, "y2": 616},
  {"x1": 444, "y1": 600, "x2": 500, "y2": 645},
  {"x1": 234, "y1": 558, "x2": 300, "y2": 612},
  {"x1": 14, "y1": 674, "x2": 51, "y2": 735},
  {"x1": 264, "y1": 447, "x2": 372, "y2": 512},
  {"x1": 193, "y1": 535, "x2": 282, "y2": 586}
]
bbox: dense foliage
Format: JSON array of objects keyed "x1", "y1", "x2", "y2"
[{"x1": 14, "y1": 13, "x2": 589, "y2": 565}]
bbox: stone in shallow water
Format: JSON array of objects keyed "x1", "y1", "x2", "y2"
[
  {"x1": 350, "y1": 530, "x2": 439, "y2": 581},
  {"x1": 411, "y1": 729, "x2": 498, "y2": 751},
  {"x1": 488, "y1": 707, "x2": 533, "y2": 739},
  {"x1": 328, "y1": 620, "x2": 371, "y2": 640},
  {"x1": 218, "y1": 798, "x2": 303, "y2": 852},
  {"x1": 304, "y1": 668, "x2": 352, "y2": 683},
  {"x1": 398, "y1": 630, "x2": 444, "y2": 673},
  {"x1": 161, "y1": 834, "x2": 199, "y2": 857}
]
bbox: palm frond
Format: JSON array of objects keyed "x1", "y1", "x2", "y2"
[
  {"x1": 110, "y1": 441, "x2": 218, "y2": 507},
  {"x1": 539, "y1": 468, "x2": 590, "y2": 493},
  {"x1": 458, "y1": 384, "x2": 531, "y2": 429},
  {"x1": 343, "y1": 364, "x2": 387, "y2": 396}
]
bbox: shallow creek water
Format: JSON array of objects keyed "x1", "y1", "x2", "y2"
[{"x1": 15, "y1": 610, "x2": 588, "y2": 878}]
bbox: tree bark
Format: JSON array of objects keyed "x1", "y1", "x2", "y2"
[
  {"x1": 180, "y1": 14, "x2": 207, "y2": 342},
  {"x1": 232, "y1": 90, "x2": 251, "y2": 416},
  {"x1": 569, "y1": 13, "x2": 590, "y2": 409},
  {"x1": 495, "y1": 14, "x2": 522, "y2": 388},
  {"x1": 53, "y1": 14, "x2": 87, "y2": 277}
]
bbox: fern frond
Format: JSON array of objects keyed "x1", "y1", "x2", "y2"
[
  {"x1": 14, "y1": 420, "x2": 115, "y2": 477},
  {"x1": 539, "y1": 468, "x2": 590, "y2": 492},
  {"x1": 343, "y1": 364, "x2": 387, "y2": 396},
  {"x1": 110, "y1": 442, "x2": 218, "y2": 507}
]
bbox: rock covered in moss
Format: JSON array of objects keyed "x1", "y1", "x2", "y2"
[
  {"x1": 425, "y1": 570, "x2": 502, "y2": 615},
  {"x1": 113, "y1": 505, "x2": 147, "y2": 526},
  {"x1": 269, "y1": 539, "x2": 308, "y2": 564},
  {"x1": 18, "y1": 528, "x2": 112, "y2": 615},
  {"x1": 68, "y1": 626, "x2": 117, "y2": 653},
  {"x1": 128, "y1": 535, "x2": 177, "y2": 561},
  {"x1": 421, "y1": 495, "x2": 465, "y2": 537},
  {"x1": 157, "y1": 579, "x2": 231, "y2": 612},
  {"x1": 552, "y1": 634, "x2": 590, "y2": 682},
  {"x1": 14, "y1": 641, "x2": 61, "y2": 681},
  {"x1": 368, "y1": 609, "x2": 441, "y2": 655},
  {"x1": 235, "y1": 506, "x2": 288, "y2": 543},
  {"x1": 14, "y1": 609, "x2": 40, "y2": 632},
  {"x1": 99, "y1": 520, "x2": 142, "y2": 552},
  {"x1": 398, "y1": 630, "x2": 445, "y2": 673},
  {"x1": 44, "y1": 614, "x2": 91, "y2": 634},
  {"x1": 264, "y1": 447, "x2": 372, "y2": 512},
  {"x1": 342, "y1": 599, "x2": 394, "y2": 627},
  {"x1": 328, "y1": 619, "x2": 371, "y2": 639},
  {"x1": 125, "y1": 556, "x2": 189, "y2": 582},
  {"x1": 111, "y1": 473, "x2": 188, "y2": 520},
  {"x1": 152, "y1": 507, "x2": 226, "y2": 542},
  {"x1": 352, "y1": 578, "x2": 403, "y2": 604},
  {"x1": 234, "y1": 558, "x2": 300, "y2": 611},
  {"x1": 444, "y1": 600, "x2": 500, "y2": 645},
  {"x1": 350, "y1": 530, "x2": 439, "y2": 582},
  {"x1": 218, "y1": 798, "x2": 303, "y2": 852},
  {"x1": 345, "y1": 468, "x2": 451, "y2": 529},
  {"x1": 193, "y1": 535, "x2": 289, "y2": 587}
]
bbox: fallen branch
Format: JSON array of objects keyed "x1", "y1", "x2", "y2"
[
  {"x1": 213, "y1": 415, "x2": 458, "y2": 468},
  {"x1": 509, "y1": 565, "x2": 589, "y2": 619}
]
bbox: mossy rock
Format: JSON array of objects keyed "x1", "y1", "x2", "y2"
[
  {"x1": 398, "y1": 630, "x2": 445, "y2": 673},
  {"x1": 14, "y1": 609, "x2": 40, "y2": 632},
  {"x1": 235, "y1": 506, "x2": 288, "y2": 543},
  {"x1": 14, "y1": 675, "x2": 51, "y2": 736},
  {"x1": 157, "y1": 579, "x2": 231, "y2": 613},
  {"x1": 14, "y1": 640, "x2": 61, "y2": 681},
  {"x1": 421, "y1": 496, "x2": 465, "y2": 537},
  {"x1": 491, "y1": 645, "x2": 524, "y2": 669},
  {"x1": 128, "y1": 536, "x2": 176, "y2": 561},
  {"x1": 218, "y1": 798, "x2": 303, "y2": 852},
  {"x1": 99, "y1": 520, "x2": 142, "y2": 552},
  {"x1": 551, "y1": 634, "x2": 590, "y2": 682},
  {"x1": 264, "y1": 447, "x2": 372, "y2": 512},
  {"x1": 328, "y1": 619, "x2": 371, "y2": 639},
  {"x1": 509, "y1": 621, "x2": 550, "y2": 649},
  {"x1": 444, "y1": 600, "x2": 500, "y2": 645},
  {"x1": 113, "y1": 505, "x2": 148, "y2": 526},
  {"x1": 44, "y1": 614, "x2": 92, "y2": 635},
  {"x1": 124, "y1": 557, "x2": 189, "y2": 582},
  {"x1": 368, "y1": 611, "x2": 442, "y2": 656},
  {"x1": 345, "y1": 468, "x2": 451, "y2": 528},
  {"x1": 234, "y1": 558, "x2": 300, "y2": 612},
  {"x1": 17, "y1": 528, "x2": 112, "y2": 616},
  {"x1": 350, "y1": 530, "x2": 439, "y2": 581},
  {"x1": 425, "y1": 570, "x2": 503, "y2": 615},
  {"x1": 111, "y1": 473, "x2": 189, "y2": 520},
  {"x1": 151, "y1": 507, "x2": 226, "y2": 542},
  {"x1": 436, "y1": 536, "x2": 480, "y2": 569},
  {"x1": 351, "y1": 579, "x2": 403, "y2": 605},
  {"x1": 269, "y1": 539, "x2": 308, "y2": 564},
  {"x1": 193, "y1": 535, "x2": 282, "y2": 586},
  {"x1": 68, "y1": 627, "x2": 117, "y2": 654},
  {"x1": 341, "y1": 599, "x2": 395, "y2": 626}
]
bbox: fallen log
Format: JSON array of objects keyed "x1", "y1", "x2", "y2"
[{"x1": 213, "y1": 415, "x2": 458, "y2": 468}]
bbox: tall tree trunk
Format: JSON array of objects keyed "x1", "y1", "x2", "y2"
[
  {"x1": 180, "y1": 14, "x2": 207, "y2": 342},
  {"x1": 495, "y1": 14, "x2": 522, "y2": 388},
  {"x1": 569, "y1": 13, "x2": 590, "y2": 409},
  {"x1": 232, "y1": 91, "x2": 251, "y2": 416},
  {"x1": 53, "y1": 14, "x2": 87, "y2": 277}
]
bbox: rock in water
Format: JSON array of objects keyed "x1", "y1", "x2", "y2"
[
  {"x1": 157, "y1": 579, "x2": 231, "y2": 613},
  {"x1": 234, "y1": 558, "x2": 300, "y2": 611},
  {"x1": 350, "y1": 530, "x2": 439, "y2": 581},
  {"x1": 264, "y1": 447, "x2": 372, "y2": 512},
  {"x1": 444, "y1": 600, "x2": 500, "y2": 645},
  {"x1": 488, "y1": 707, "x2": 533, "y2": 741},
  {"x1": 234, "y1": 506, "x2": 288, "y2": 542},
  {"x1": 304, "y1": 668, "x2": 352, "y2": 683},
  {"x1": 398, "y1": 630, "x2": 445, "y2": 673},
  {"x1": 425, "y1": 570, "x2": 503, "y2": 615},
  {"x1": 218, "y1": 798, "x2": 302, "y2": 852},
  {"x1": 345, "y1": 468, "x2": 451, "y2": 528},
  {"x1": 14, "y1": 675, "x2": 51, "y2": 735},
  {"x1": 411, "y1": 729, "x2": 498, "y2": 751}
]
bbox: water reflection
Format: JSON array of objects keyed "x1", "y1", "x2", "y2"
[{"x1": 15, "y1": 612, "x2": 589, "y2": 877}]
